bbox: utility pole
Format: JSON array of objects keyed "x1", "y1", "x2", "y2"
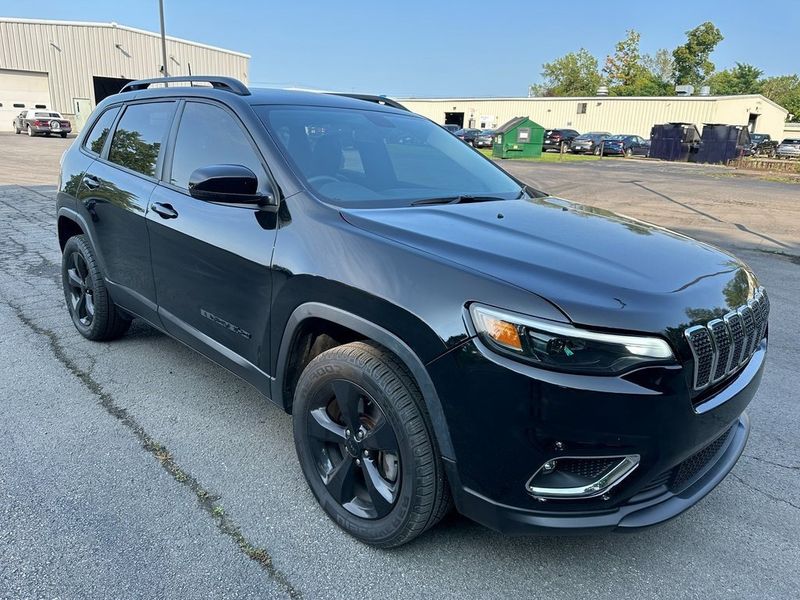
[{"x1": 159, "y1": 0, "x2": 169, "y2": 82}]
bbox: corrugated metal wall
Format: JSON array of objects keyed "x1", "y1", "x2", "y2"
[
  {"x1": 0, "y1": 19, "x2": 249, "y2": 127},
  {"x1": 399, "y1": 96, "x2": 788, "y2": 140}
]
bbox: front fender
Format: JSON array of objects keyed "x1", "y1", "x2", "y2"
[{"x1": 273, "y1": 302, "x2": 456, "y2": 460}]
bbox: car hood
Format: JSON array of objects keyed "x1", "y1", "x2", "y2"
[{"x1": 340, "y1": 197, "x2": 757, "y2": 335}]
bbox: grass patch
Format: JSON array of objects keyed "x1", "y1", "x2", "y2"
[{"x1": 478, "y1": 149, "x2": 601, "y2": 162}]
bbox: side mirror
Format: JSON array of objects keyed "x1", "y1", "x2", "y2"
[{"x1": 188, "y1": 164, "x2": 273, "y2": 205}]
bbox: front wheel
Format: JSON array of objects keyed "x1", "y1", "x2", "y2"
[
  {"x1": 625, "y1": 148, "x2": 633, "y2": 157},
  {"x1": 593, "y1": 146, "x2": 601, "y2": 156},
  {"x1": 293, "y1": 341, "x2": 451, "y2": 547},
  {"x1": 61, "y1": 235, "x2": 131, "y2": 341},
  {"x1": 14, "y1": 124, "x2": 20, "y2": 134}
]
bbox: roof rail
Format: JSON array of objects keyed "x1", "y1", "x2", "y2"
[
  {"x1": 120, "y1": 76, "x2": 250, "y2": 96},
  {"x1": 328, "y1": 93, "x2": 409, "y2": 111}
]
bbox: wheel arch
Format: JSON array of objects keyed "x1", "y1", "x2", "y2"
[{"x1": 274, "y1": 302, "x2": 456, "y2": 460}]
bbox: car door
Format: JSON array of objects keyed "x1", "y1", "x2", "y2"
[
  {"x1": 146, "y1": 99, "x2": 279, "y2": 393},
  {"x1": 77, "y1": 100, "x2": 177, "y2": 323}
]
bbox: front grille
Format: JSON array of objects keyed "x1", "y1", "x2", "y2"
[
  {"x1": 668, "y1": 426, "x2": 734, "y2": 493},
  {"x1": 685, "y1": 287, "x2": 768, "y2": 391}
]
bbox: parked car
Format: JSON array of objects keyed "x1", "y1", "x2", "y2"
[
  {"x1": 57, "y1": 76, "x2": 768, "y2": 548},
  {"x1": 601, "y1": 134, "x2": 651, "y2": 157},
  {"x1": 473, "y1": 129, "x2": 494, "y2": 148},
  {"x1": 570, "y1": 132, "x2": 611, "y2": 154},
  {"x1": 13, "y1": 109, "x2": 72, "y2": 137},
  {"x1": 442, "y1": 123, "x2": 460, "y2": 134},
  {"x1": 775, "y1": 138, "x2": 800, "y2": 159},
  {"x1": 542, "y1": 128, "x2": 580, "y2": 152},
  {"x1": 455, "y1": 128, "x2": 481, "y2": 145},
  {"x1": 748, "y1": 133, "x2": 778, "y2": 157}
]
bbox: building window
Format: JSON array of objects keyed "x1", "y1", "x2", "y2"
[
  {"x1": 13, "y1": 103, "x2": 25, "y2": 108},
  {"x1": 35, "y1": 104, "x2": 47, "y2": 109},
  {"x1": 577, "y1": 102, "x2": 587, "y2": 114}
]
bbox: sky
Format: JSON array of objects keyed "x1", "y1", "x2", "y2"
[{"x1": 4, "y1": 0, "x2": 799, "y2": 97}]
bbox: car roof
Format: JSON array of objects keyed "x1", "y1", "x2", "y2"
[{"x1": 112, "y1": 84, "x2": 411, "y2": 116}]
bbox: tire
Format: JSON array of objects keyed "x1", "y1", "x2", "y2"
[
  {"x1": 293, "y1": 341, "x2": 452, "y2": 547},
  {"x1": 27, "y1": 126, "x2": 34, "y2": 137},
  {"x1": 593, "y1": 146, "x2": 601, "y2": 156},
  {"x1": 561, "y1": 142, "x2": 568, "y2": 153},
  {"x1": 60, "y1": 132, "x2": 68, "y2": 138},
  {"x1": 14, "y1": 124, "x2": 20, "y2": 134},
  {"x1": 61, "y1": 235, "x2": 131, "y2": 341},
  {"x1": 45, "y1": 132, "x2": 51, "y2": 137},
  {"x1": 625, "y1": 148, "x2": 633, "y2": 158}
]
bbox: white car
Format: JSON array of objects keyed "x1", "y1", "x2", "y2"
[
  {"x1": 776, "y1": 138, "x2": 800, "y2": 159},
  {"x1": 13, "y1": 109, "x2": 72, "y2": 137}
]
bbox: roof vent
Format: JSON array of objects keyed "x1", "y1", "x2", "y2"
[
  {"x1": 675, "y1": 85, "x2": 694, "y2": 96},
  {"x1": 699, "y1": 86, "x2": 711, "y2": 96},
  {"x1": 596, "y1": 85, "x2": 609, "y2": 96}
]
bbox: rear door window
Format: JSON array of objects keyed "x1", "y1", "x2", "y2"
[
  {"x1": 83, "y1": 107, "x2": 121, "y2": 155},
  {"x1": 108, "y1": 102, "x2": 175, "y2": 178}
]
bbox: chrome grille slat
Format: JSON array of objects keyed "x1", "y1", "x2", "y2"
[{"x1": 684, "y1": 287, "x2": 769, "y2": 391}]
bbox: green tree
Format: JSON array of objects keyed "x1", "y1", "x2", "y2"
[
  {"x1": 530, "y1": 49, "x2": 602, "y2": 97},
  {"x1": 707, "y1": 63, "x2": 763, "y2": 95},
  {"x1": 603, "y1": 30, "x2": 649, "y2": 95},
  {"x1": 642, "y1": 49, "x2": 674, "y2": 84},
  {"x1": 761, "y1": 75, "x2": 800, "y2": 122},
  {"x1": 672, "y1": 22, "x2": 724, "y2": 86}
]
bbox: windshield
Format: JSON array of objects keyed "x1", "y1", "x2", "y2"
[
  {"x1": 256, "y1": 106, "x2": 521, "y2": 207},
  {"x1": 605, "y1": 135, "x2": 625, "y2": 141}
]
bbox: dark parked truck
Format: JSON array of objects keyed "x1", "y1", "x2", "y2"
[{"x1": 56, "y1": 77, "x2": 768, "y2": 547}]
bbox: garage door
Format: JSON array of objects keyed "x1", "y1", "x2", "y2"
[{"x1": 0, "y1": 69, "x2": 52, "y2": 132}]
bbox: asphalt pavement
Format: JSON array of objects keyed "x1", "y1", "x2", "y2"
[{"x1": 1, "y1": 133, "x2": 798, "y2": 599}]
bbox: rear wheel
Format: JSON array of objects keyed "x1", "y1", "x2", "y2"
[
  {"x1": 61, "y1": 235, "x2": 131, "y2": 341},
  {"x1": 60, "y1": 132, "x2": 68, "y2": 138},
  {"x1": 14, "y1": 124, "x2": 20, "y2": 134},
  {"x1": 625, "y1": 147, "x2": 633, "y2": 158},
  {"x1": 27, "y1": 126, "x2": 34, "y2": 137},
  {"x1": 293, "y1": 341, "x2": 451, "y2": 547}
]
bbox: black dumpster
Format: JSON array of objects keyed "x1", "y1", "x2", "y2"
[
  {"x1": 649, "y1": 123, "x2": 701, "y2": 161},
  {"x1": 691, "y1": 124, "x2": 751, "y2": 164}
]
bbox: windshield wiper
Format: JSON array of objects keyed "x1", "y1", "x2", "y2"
[{"x1": 410, "y1": 195, "x2": 506, "y2": 206}]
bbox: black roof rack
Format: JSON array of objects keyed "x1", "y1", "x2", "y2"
[
  {"x1": 328, "y1": 93, "x2": 409, "y2": 111},
  {"x1": 120, "y1": 76, "x2": 251, "y2": 96}
]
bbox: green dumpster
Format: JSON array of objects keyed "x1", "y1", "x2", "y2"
[{"x1": 492, "y1": 116, "x2": 544, "y2": 159}]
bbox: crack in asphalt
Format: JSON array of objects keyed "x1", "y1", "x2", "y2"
[
  {"x1": 7, "y1": 300, "x2": 303, "y2": 600},
  {"x1": 742, "y1": 454, "x2": 800, "y2": 471},
  {"x1": 729, "y1": 472, "x2": 800, "y2": 511}
]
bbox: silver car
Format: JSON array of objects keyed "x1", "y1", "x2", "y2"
[{"x1": 776, "y1": 138, "x2": 800, "y2": 159}]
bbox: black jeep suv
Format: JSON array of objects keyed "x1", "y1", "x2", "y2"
[{"x1": 57, "y1": 76, "x2": 768, "y2": 547}]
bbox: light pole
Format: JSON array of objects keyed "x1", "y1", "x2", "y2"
[{"x1": 159, "y1": 0, "x2": 169, "y2": 81}]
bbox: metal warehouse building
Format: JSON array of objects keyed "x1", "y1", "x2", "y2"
[
  {"x1": 0, "y1": 17, "x2": 249, "y2": 131},
  {"x1": 399, "y1": 95, "x2": 790, "y2": 141}
]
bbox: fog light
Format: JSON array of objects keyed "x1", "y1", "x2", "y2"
[{"x1": 526, "y1": 455, "x2": 640, "y2": 500}]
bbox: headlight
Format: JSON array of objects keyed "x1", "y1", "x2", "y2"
[{"x1": 469, "y1": 304, "x2": 674, "y2": 375}]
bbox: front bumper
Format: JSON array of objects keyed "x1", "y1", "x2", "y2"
[{"x1": 428, "y1": 336, "x2": 766, "y2": 534}]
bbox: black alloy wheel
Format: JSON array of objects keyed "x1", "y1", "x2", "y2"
[
  {"x1": 293, "y1": 341, "x2": 452, "y2": 547},
  {"x1": 61, "y1": 235, "x2": 131, "y2": 341},
  {"x1": 65, "y1": 251, "x2": 95, "y2": 328},
  {"x1": 307, "y1": 378, "x2": 400, "y2": 519}
]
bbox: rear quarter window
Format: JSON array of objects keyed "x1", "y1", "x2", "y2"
[{"x1": 83, "y1": 107, "x2": 121, "y2": 156}]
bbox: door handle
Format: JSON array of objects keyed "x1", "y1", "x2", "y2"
[
  {"x1": 151, "y1": 202, "x2": 179, "y2": 219},
  {"x1": 82, "y1": 174, "x2": 101, "y2": 190}
]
